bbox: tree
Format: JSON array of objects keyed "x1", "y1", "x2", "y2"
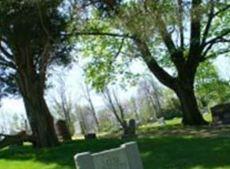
[
  {"x1": 81, "y1": 83, "x2": 100, "y2": 130},
  {"x1": 75, "y1": 104, "x2": 97, "y2": 136},
  {"x1": 51, "y1": 75, "x2": 74, "y2": 137},
  {"x1": 102, "y1": 87, "x2": 129, "y2": 134},
  {"x1": 0, "y1": 0, "x2": 71, "y2": 147},
  {"x1": 138, "y1": 76, "x2": 163, "y2": 121},
  {"x1": 74, "y1": 0, "x2": 230, "y2": 125}
]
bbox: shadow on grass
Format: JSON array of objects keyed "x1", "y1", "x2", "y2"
[
  {"x1": 139, "y1": 125, "x2": 230, "y2": 138},
  {"x1": 1, "y1": 137, "x2": 230, "y2": 169}
]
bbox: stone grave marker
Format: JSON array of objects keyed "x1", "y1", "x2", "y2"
[
  {"x1": 211, "y1": 103, "x2": 230, "y2": 125},
  {"x1": 74, "y1": 142, "x2": 143, "y2": 169},
  {"x1": 122, "y1": 119, "x2": 137, "y2": 139}
]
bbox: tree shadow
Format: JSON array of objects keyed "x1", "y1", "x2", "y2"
[
  {"x1": 139, "y1": 137, "x2": 230, "y2": 169},
  {"x1": 0, "y1": 139, "x2": 125, "y2": 169},
  {"x1": 139, "y1": 125, "x2": 230, "y2": 138},
  {"x1": 1, "y1": 137, "x2": 230, "y2": 169}
]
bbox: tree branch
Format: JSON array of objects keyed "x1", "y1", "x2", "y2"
[
  {"x1": 155, "y1": 15, "x2": 185, "y2": 72},
  {"x1": 214, "y1": 4, "x2": 230, "y2": 17},
  {"x1": 134, "y1": 37, "x2": 176, "y2": 90},
  {"x1": 177, "y1": 0, "x2": 184, "y2": 49},
  {"x1": 202, "y1": 0, "x2": 215, "y2": 45},
  {"x1": 73, "y1": 31, "x2": 134, "y2": 39},
  {"x1": 201, "y1": 43, "x2": 215, "y2": 59},
  {"x1": 204, "y1": 29, "x2": 230, "y2": 46},
  {"x1": 189, "y1": 0, "x2": 202, "y2": 58},
  {"x1": 202, "y1": 48, "x2": 230, "y2": 61}
]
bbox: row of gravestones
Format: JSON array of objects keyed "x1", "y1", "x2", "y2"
[
  {"x1": 55, "y1": 118, "x2": 138, "y2": 141},
  {"x1": 55, "y1": 102, "x2": 230, "y2": 142},
  {"x1": 74, "y1": 142, "x2": 143, "y2": 169}
]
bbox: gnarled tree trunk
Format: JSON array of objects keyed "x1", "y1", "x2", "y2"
[
  {"x1": 17, "y1": 70, "x2": 59, "y2": 148},
  {"x1": 22, "y1": 95, "x2": 59, "y2": 148},
  {"x1": 174, "y1": 80, "x2": 207, "y2": 125}
]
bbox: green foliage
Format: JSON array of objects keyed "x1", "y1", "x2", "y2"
[
  {"x1": 160, "y1": 90, "x2": 182, "y2": 120},
  {"x1": 79, "y1": 32, "x2": 140, "y2": 90},
  {"x1": 195, "y1": 61, "x2": 230, "y2": 107},
  {"x1": 75, "y1": 0, "x2": 230, "y2": 92},
  {"x1": 0, "y1": 0, "x2": 71, "y2": 95}
]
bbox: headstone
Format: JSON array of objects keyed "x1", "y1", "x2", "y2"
[
  {"x1": 158, "y1": 117, "x2": 166, "y2": 126},
  {"x1": 74, "y1": 142, "x2": 143, "y2": 169},
  {"x1": 122, "y1": 119, "x2": 137, "y2": 139},
  {"x1": 211, "y1": 103, "x2": 230, "y2": 125},
  {"x1": 128, "y1": 119, "x2": 136, "y2": 137},
  {"x1": 56, "y1": 120, "x2": 71, "y2": 141}
]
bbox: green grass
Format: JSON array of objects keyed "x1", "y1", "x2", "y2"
[
  {"x1": 1, "y1": 114, "x2": 230, "y2": 169},
  {"x1": 1, "y1": 137, "x2": 230, "y2": 169}
]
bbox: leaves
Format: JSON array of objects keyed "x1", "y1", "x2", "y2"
[{"x1": 0, "y1": 0, "x2": 71, "y2": 96}]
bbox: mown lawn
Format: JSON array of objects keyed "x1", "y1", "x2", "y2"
[
  {"x1": 1, "y1": 136, "x2": 230, "y2": 169},
  {"x1": 1, "y1": 114, "x2": 230, "y2": 169}
]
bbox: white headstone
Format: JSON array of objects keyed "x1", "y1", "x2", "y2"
[{"x1": 74, "y1": 142, "x2": 143, "y2": 169}]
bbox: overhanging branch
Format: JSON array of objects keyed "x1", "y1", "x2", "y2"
[
  {"x1": 134, "y1": 37, "x2": 176, "y2": 90},
  {"x1": 73, "y1": 31, "x2": 134, "y2": 39},
  {"x1": 204, "y1": 29, "x2": 230, "y2": 46},
  {"x1": 214, "y1": 4, "x2": 230, "y2": 17},
  {"x1": 202, "y1": 0, "x2": 215, "y2": 45}
]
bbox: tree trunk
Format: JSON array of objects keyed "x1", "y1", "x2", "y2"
[
  {"x1": 175, "y1": 82, "x2": 208, "y2": 125},
  {"x1": 25, "y1": 97, "x2": 59, "y2": 148},
  {"x1": 17, "y1": 74, "x2": 59, "y2": 148},
  {"x1": 23, "y1": 94, "x2": 59, "y2": 148}
]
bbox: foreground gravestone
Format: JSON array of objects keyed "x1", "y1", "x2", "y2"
[
  {"x1": 74, "y1": 142, "x2": 143, "y2": 169},
  {"x1": 211, "y1": 103, "x2": 230, "y2": 125}
]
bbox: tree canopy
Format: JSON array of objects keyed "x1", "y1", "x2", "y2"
[{"x1": 72, "y1": 0, "x2": 230, "y2": 125}]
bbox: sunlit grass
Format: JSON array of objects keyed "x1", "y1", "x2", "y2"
[
  {"x1": 1, "y1": 137, "x2": 230, "y2": 169},
  {"x1": 2, "y1": 113, "x2": 230, "y2": 169},
  {"x1": 0, "y1": 160, "x2": 61, "y2": 169},
  {"x1": 140, "y1": 113, "x2": 212, "y2": 130}
]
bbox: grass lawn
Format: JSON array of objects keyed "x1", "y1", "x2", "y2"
[
  {"x1": 1, "y1": 115, "x2": 230, "y2": 169},
  {"x1": 1, "y1": 137, "x2": 230, "y2": 169}
]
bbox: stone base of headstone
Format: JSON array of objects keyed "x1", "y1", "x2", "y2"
[
  {"x1": 211, "y1": 103, "x2": 230, "y2": 125},
  {"x1": 84, "y1": 133, "x2": 97, "y2": 140}
]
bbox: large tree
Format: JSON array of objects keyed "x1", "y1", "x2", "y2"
[
  {"x1": 74, "y1": 0, "x2": 230, "y2": 125},
  {"x1": 0, "y1": 0, "x2": 71, "y2": 147}
]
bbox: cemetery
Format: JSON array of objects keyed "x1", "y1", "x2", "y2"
[{"x1": 0, "y1": 0, "x2": 230, "y2": 169}]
